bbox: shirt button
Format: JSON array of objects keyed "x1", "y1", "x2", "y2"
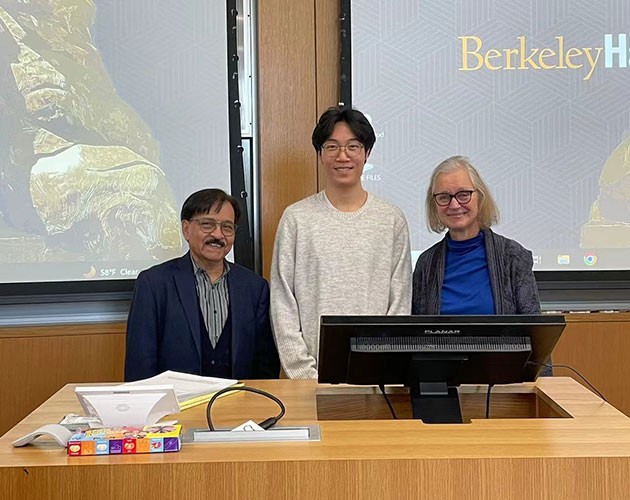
[{"x1": 211, "y1": 360, "x2": 215, "y2": 365}]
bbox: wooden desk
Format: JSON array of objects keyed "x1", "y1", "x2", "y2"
[
  {"x1": 1, "y1": 378, "x2": 630, "y2": 500},
  {"x1": 3, "y1": 312, "x2": 630, "y2": 437}
]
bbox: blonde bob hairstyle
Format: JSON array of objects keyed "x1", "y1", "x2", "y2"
[{"x1": 425, "y1": 156, "x2": 500, "y2": 233}]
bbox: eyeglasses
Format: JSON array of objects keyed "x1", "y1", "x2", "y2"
[
  {"x1": 189, "y1": 218, "x2": 237, "y2": 236},
  {"x1": 433, "y1": 190, "x2": 477, "y2": 207},
  {"x1": 321, "y1": 140, "x2": 365, "y2": 158}
]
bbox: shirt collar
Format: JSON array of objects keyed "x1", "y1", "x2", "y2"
[{"x1": 190, "y1": 254, "x2": 230, "y2": 283}]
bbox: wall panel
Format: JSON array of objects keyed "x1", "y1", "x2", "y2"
[
  {"x1": 0, "y1": 324, "x2": 125, "y2": 435},
  {"x1": 258, "y1": 0, "x2": 341, "y2": 277},
  {"x1": 258, "y1": 0, "x2": 318, "y2": 278}
]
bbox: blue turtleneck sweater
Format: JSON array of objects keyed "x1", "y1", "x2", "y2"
[{"x1": 440, "y1": 231, "x2": 495, "y2": 315}]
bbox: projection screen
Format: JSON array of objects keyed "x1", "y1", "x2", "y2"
[
  {"x1": 345, "y1": 0, "x2": 630, "y2": 273},
  {"x1": 0, "y1": 0, "x2": 233, "y2": 285}
]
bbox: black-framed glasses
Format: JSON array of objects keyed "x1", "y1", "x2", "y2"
[
  {"x1": 189, "y1": 218, "x2": 237, "y2": 236},
  {"x1": 321, "y1": 140, "x2": 364, "y2": 158},
  {"x1": 433, "y1": 190, "x2": 477, "y2": 207}
]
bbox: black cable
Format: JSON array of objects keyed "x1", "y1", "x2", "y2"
[
  {"x1": 485, "y1": 384, "x2": 494, "y2": 419},
  {"x1": 378, "y1": 384, "x2": 398, "y2": 419},
  {"x1": 206, "y1": 385, "x2": 286, "y2": 431},
  {"x1": 527, "y1": 361, "x2": 608, "y2": 403}
]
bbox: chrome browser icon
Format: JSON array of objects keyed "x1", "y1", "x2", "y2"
[{"x1": 583, "y1": 252, "x2": 597, "y2": 266}]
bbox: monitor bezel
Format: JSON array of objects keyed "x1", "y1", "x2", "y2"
[{"x1": 318, "y1": 314, "x2": 566, "y2": 386}]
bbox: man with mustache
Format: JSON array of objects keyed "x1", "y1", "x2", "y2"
[{"x1": 124, "y1": 189, "x2": 279, "y2": 381}]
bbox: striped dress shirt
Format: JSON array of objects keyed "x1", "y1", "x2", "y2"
[{"x1": 191, "y1": 257, "x2": 230, "y2": 348}]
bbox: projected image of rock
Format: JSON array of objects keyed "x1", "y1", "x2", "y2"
[
  {"x1": 0, "y1": 1, "x2": 182, "y2": 263},
  {"x1": 30, "y1": 145, "x2": 181, "y2": 261},
  {"x1": 581, "y1": 137, "x2": 630, "y2": 248}
]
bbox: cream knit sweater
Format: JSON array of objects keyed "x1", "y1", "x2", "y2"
[{"x1": 270, "y1": 191, "x2": 412, "y2": 379}]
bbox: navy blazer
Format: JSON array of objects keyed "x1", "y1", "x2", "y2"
[{"x1": 124, "y1": 253, "x2": 279, "y2": 381}]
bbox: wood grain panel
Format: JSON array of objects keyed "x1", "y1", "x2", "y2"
[
  {"x1": 4, "y1": 457, "x2": 630, "y2": 500},
  {"x1": 2, "y1": 379, "x2": 630, "y2": 500},
  {"x1": 0, "y1": 324, "x2": 125, "y2": 436},
  {"x1": 258, "y1": 0, "x2": 319, "y2": 278},
  {"x1": 315, "y1": 0, "x2": 342, "y2": 191},
  {"x1": 0, "y1": 322, "x2": 125, "y2": 339},
  {"x1": 553, "y1": 312, "x2": 630, "y2": 416}
]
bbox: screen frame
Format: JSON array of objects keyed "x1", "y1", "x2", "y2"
[
  {"x1": 318, "y1": 314, "x2": 566, "y2": 385},
  {"x1": 0, "y1": 0, "x2": 255, "y2": 302}
]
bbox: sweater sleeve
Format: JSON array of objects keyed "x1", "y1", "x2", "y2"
[
  {"x1": 387, "y1": 209, "x2": 412, "y2": 315},
  {"x1": 512, "y1": 248, "x2": 541, "y2": 314},
  {"x1": 270, "y1": 212, "x2": 318, "y2": 379}
]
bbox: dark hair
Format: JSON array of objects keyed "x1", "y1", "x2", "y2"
[
  {"x1": 180, "y1": 188, "x2": 241, "y2": 223},
  {"x1": 311, "y1": 107, "x2": 376, "y2": 154}
]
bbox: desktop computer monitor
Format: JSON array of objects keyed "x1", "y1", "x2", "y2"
[{"x1": 318, "y1": 315, "x2": 566, "y2": 423}]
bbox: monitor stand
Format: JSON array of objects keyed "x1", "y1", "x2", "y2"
[
  {"x1": 407, "y1": 353, "x2": 468, "y2": 424},
  {"x1": 410, "y1": 382, "x2": 463, "y2": 424}
]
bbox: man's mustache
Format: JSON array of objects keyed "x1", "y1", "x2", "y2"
[{"x1": 204, "y1": 237, "x2": 226, "y2": 247}]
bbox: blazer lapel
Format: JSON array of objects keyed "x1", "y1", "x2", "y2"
[
  {"x1": 227, "y1": 267, "x2": 244, "y2": 373},
  {"x1": 174, "y1": 253, "x2": 202, "y2": 358}
]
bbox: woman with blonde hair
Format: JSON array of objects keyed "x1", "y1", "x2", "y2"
[{"x1": 412, "y1": 156, "x2": 540, "y2": 315}]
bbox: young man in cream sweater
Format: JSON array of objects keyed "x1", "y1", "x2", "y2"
[{"x1": 270, "y1": 108, "x2": 412, "y2": 379}]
